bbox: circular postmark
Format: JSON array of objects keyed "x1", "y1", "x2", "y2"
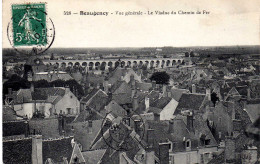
[
  {"x1": 101, "y1": 110, "x2": 146, "y2": 151},
  {"x1": 7, "y1": 3, "x2": 55, "y2": 55}
]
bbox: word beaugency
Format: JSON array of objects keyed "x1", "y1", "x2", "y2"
[{"x1": 80, "y1": 11, "x2": 109, "y2": 16}]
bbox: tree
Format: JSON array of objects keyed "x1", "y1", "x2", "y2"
[
  {"x1": 149, "y1": 72, "x2": 170, "y2": 85},
  {"x1": 185, "y1": 52, "x2": 189, "y2": 57},
  {"x1": 50, "y1": 53, "x2": 55, "y2": 60},
  {"x1": 33, "y1": 80, "x2": 50, "y2": 88},
  {"x1": 190, "y1": 51, "x2": 195, "y2": 57},
  {"x1": 3, "y1": 74, "x2": 30, "y2": 100}
]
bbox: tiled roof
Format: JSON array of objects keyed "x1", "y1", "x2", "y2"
[
  {"x1": 3, "y1": 106, "x2": 21, "y2": 121},
  {"x1": 14, "y1": 89, "x2": 32, "y2": 103},
  {"x1": 106, "y1": 100, "x2": 126, "y2": 117},
  {"x1": 110, "y1": 80, "x2": 125, "y2": 93},
  {"x1": 13, "y1": 87, "x2": 67, "y2": 104},
  {"x1": 33, "y1": 72, "x2": 73, "y2": 82},
  {"x1": 3, "y1": 120, "x2": 27, "y2": 137},
  {"x1": 151, "y1": 97, "x2": 172, "y2": 109},
  {"x1": 29, "y1": 118, "x2": 60, "y2": 139},
  {"x1": 87, "y1": 91, "x2": 109, "y2": 112},
  {"x1": 236, "y1": 86, "x2": 248, "y2": 97},
  {"x1": 86, "y1": 74, "x2": 105, "y2": 84},
  {"x1": 82, "y1": 149, "x2": 106, "y2": 164},
  {"x1": 136, "y1": 82, "x2": 152, "y2": 91},
  {"x1": 147, "y1": 107, "x2": 163, "y2": 114},
  {"x1": 65, "y1": 119, "x2": 103, "y2": 151},
  {"x1": 71, "y1": 72, "x2": 83, "y2": 82},
  {"x1": 42, "y1": 137, "x2": 74, "y2": 163},
  {"x1": 170, "y1": 88, "x2": 190, "y2": 101},
  {"x1": 73, "y1": 108, "x2": 103, "y2": 122},
  {"x1": 3, "y1": 138, "x2": 32, "y2": 164},
  {"x1": 99, "y1": 148, "x2": 120, "y2": 164},
  {"x1": 81, "y1": 88, "x2": 99, "y2": 103},
  {"x1": 193, "y1": 114, "x2": 218, "y2": 147},
  {"x1": 175, "y1": 93, "x2": 206, "y2": 114},
  {"x1": 145, "y1": 119, "x2": 198, "y2": 155}
]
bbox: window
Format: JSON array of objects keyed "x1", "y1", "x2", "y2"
[
  {"x1": 67, "y1": 108, "x2": 71, "y2": 114},
  {"x1": 186, "y1": 139, "x2": 191, "y2": 151},
  {"x1": 205, "y1": 139, "x2": 211, "y2": 145},
  {"x1": 186, "y1": 141, "x2": 190, "y2": 147},
  {"x1": 39, "y1": 106, "x2": 45, "y2": 113}
]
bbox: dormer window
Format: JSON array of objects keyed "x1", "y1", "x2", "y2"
[
  {"x1": 205, "y1": 139, "x2": 211, "y2": 145},
  {"x1": 73, "y1": 155, "x2": 79, "y2": 163},
  {"x1": 186, "y1": 139, "x2": 191, "y2": 151}
]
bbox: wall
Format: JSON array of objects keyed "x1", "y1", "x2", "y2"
[
  {"x1": 14, "y1": 103, "x2": 34, "y2": 118},
  {"x1": 55, "y1": 91, "x2": 79, "y2": 115},
  {"x1": 160, "y1": 99, "x2": 178, "y2": 120},
  {"x1": 241, "y1": 147, "x2": 258, "y2": 164},
  {"x1": 35, "y1": 102, "x2": 52, "y2": 118},
  {"x1": 170, "y1": 151, "x2": 198, "y2": 164},
  {"x1": 198, "y1": 147, "x2": 218, "y2": 164}
]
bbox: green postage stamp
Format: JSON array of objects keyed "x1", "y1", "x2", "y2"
[{"x1": 12, "y1": 3, "x2": 47, "y2": 46}]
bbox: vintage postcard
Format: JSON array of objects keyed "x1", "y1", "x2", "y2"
[{"x1": 2, "y1": 0, "x2": 260, "y2": 163}]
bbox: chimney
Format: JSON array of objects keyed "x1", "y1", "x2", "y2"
[
  {"x1": 134, "y1": 120, "x2": 141, "y2": 135},
  {"x1": 152, "y1": 81, "x2": 156, "y2": 89},
  {"x1": 8, "y1": 88, "x2": 12, "y2": 96},
  {"x1": 225, "y1": 135, "x2": 235, "y2": 163},
  {"x1": 108, "y1": 91, "x2": 113, "y2": 102},
  {"x1": 247, "y1": 88, "x2": 251, "y2": 100},
  {"x1": 231, "y1": 102, "x2": 236, "y2": 120},
  {"x1": 58, "y1": 115, "x2": 65, "y2": 135},
  {"x1": 65, "y1": 86, "x2": 70, "y2": 94},
  {"x1": 88, "y1": 120, "x2": 93, "y2": 133},
  {"x1": 133, "y1": 95, "x2": 139, "y2": 111},
  {"x1": 146, "y1": 150, "x2": 155, "y2": 164},
  {"x1": 103, "y1": 78, "x2": 109, "y2": 93},
  {"x1": 32, "y1": 135, "x2": 43, "y2": 164},
  {"x1": 130, "y1": 74, "x2": 135, "y2": 89},
  {"x1": 131, "y1": 89, "x2": 136, "y2": 99},
  {"x1": 30, "y1": 83, "x2": 34, "y2": 92},
  {"x1": 120, "y1": 75, "x2": 124, "y2": 81},
  {"x1": 154, "y1": 113, "x2": 160, "y2": 121},
  {"x1": 145, "y1": 97, "x2": 150, "y2": 111},
  {"x1": 146, "y1": 129, "x2": 155, "y2": 147},
  {"x1": 167, "y1": 91, "x2": 172, "y2": 97},
  {"x1": 25, "y1": 120, "x2": 29, "y2": 137},
  {"x1": 192, "y1": 84, "x2": 196, "y2": 93},
  {"x1": 159, "y1": 143, "x2": 170, "y2": 164},
  {"x1": 187, "y1": 113, "x2": 194, "y2": 132},
  {"x1": 168, "y1": 119, "x2": 174, "y2": 134},
  {"x1": 206, "y1": 88, "x2": 211, "y2": 101},
  {"x1": 162, "y1": 85, "x2": 167, "y2": 97}
]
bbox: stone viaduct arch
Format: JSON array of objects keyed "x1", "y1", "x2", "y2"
[{"x1": 42, "y1": 58, "x2": 184, "y2": 71}]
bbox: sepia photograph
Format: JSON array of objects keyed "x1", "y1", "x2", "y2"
[{"x1": 1, "y1": 0, "x2": 260, "y2": 163}]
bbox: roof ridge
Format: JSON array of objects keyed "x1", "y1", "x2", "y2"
[
  {"x1": 3, "y1": 120, "x2": 25, "y2": 123},
  {"x1": 3, "y1": 136, "x2": 32, "y2": 142},
  {"x1": 42, "y1": 135, "x2": 74, "y2": 142}
]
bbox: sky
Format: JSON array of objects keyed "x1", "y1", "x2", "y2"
[{"x1": 2, "y1": 0, "x2": 260, "y2": 48}]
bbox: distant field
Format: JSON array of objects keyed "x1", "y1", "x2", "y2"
[{"x1": 2, "y1": 45, "x2": 260, "y2": 63}]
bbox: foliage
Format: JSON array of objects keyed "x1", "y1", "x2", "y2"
[
  {"x1": 3, "y1": 74, "x2": 31, "y2": 99},
  {"x1": 149, "y1": 71, "x2": 170, "y2": 85},
  {"x1": 190, "y1": 51, "x2": 195, "y2": 57},
  {"x1": 3, "y1": 75, "x2": 85, "y2": 100}
]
